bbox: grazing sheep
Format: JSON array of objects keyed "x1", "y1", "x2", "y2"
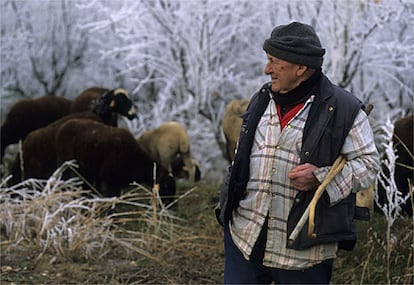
[
  {"x1": 136, "y1": 121, "x2": 196, "y2": 184},
  {"x1": 8, "y1": 112, "x2": 103, "y2": 185},
  {"x1": 54, "y1": 118, "x2": 176, "y2": 204},
  {"x1": 222, "y1": 99, "x2": 249, "y2": 163},
  {"x1": 171, "y1": 157, "x2": 202, "y2": 182},
  {"x1": 8, "y1": 89, "x2": 137, "y2": 185},
  {"x1": 1, "y1": 96, "x2": 72, "y2": 160}
]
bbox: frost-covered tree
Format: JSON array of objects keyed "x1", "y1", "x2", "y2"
[
  {"x1": 1, "y1": 0, "x2": 413, "y2": 181},
  {"x1": 344, "y1": 0, "x2": 414, "y2": 122},
  {"x1": 1, "y1": 0, "x2": 88, "y2": 99},
  {"x1": 77, "y1": 0, "x2": 276, "y2": 177}
]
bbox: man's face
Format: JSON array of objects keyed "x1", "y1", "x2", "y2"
[{"x1": 264, "y1": 54, "x2": 303, "y2": 94}]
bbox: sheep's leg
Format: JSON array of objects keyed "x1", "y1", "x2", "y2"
[
  {"x1": 167, "y1": 164, "x2": 173, "y2": 177},
  {"x1": 158, "y1": 154, "x2": 174, "y2": 177}
]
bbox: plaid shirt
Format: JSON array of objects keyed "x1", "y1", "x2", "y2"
[{"x1": 229, "y1": 93, "x2": 378, "y2": 270}]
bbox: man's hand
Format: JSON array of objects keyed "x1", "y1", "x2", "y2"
[{"x1": 288, "y1": 163, "x2": 320, "y2": 191}]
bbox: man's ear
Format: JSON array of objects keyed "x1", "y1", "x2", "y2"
[{"x1": 296, "y1": 65, "x2": 308, "y2": 77}]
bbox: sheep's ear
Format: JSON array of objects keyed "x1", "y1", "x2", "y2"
[{"x1": 109, "y1": 100, "x2": 116, "y2": 108}]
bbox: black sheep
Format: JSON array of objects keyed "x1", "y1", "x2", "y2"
[
  {"x1": 55, "y1": 118, "x2": 176, "y2": 204},
  {"x1": 8, "y1": 89, "x2": 137, "y2": 185},
  {"x1": 1, "y1": 96, "x2": 71, "y2": 160}
]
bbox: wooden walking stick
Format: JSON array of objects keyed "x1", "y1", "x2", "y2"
[
  {"x1": 307, "y1": 156, "x2": 347, "y2": 237},
  {"x1": 287, "y1": 156, "x2": 346, "y2": 245},
  {"x1": 288, "y1": 104, "x2": 374, "y2": 245}
]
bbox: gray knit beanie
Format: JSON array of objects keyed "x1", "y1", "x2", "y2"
[{"x1": 263, "y1": 22, "x2": 325, "y2": 68}]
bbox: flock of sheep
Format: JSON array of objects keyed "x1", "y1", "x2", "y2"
[
  {"x1": 1, "y1": 87, "x2": 200, "y2": 205},
  {"x1": 1, "y1": 89, "x2": 412, "y2": 215}
]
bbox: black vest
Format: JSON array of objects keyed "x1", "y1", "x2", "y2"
[{"x1": 221, "y1": 74, "x2": 365, "y2": 250}]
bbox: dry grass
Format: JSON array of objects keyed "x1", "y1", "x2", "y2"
[{"x1": 0, "y1": 161, "x2": 215, "y2": 267}]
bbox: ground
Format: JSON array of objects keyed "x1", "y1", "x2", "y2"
[
  {"x1": 1, "y1": 181, "x2": 413, "y2": 284},
  {"x1": 1, "y1": 242, "x2": 224, "y2": 284}
]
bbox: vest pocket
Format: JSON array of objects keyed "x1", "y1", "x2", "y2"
[
  {"x1": 315, "y1": 193, "x2": 355, "y2": 236},
  {"x1": 286, "y1": 192, "x2": 357, "y2": 250}
]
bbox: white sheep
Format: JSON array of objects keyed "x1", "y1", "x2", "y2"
[
  {"x1": 221, "y1": 99, "x2": 249, "y2": 163},
  {"x1": 136, "y1": 121, "x2": 196, "y2": 184}
]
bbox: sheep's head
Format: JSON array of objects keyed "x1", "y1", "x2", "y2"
[
  {"x1": 101, "y1": 88, "x2": 137, "y2": 120},
  {"x1": 229, "y1": 99, "x2": 249, "y2": 115}
]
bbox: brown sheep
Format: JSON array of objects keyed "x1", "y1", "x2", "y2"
[
  {"x1": 70, "y1": 87, "x2": 108, "y2": 113},
  {"x1": 376, "y1": 114, "x2": 413, "y2": 216},
  {"x1": 8, "y1": 89, "x2": 137, "y2": 186},
  {"x1": 54, "y1": 118, "x2": 176, "y2": 204},
  {"x1": 1, "y1": 96, "x2": 71, "y2": 160},
  {"x1": 136, "y1": 121, "x2": 196, "y2": 183},
  {"x1": 221, "y1": 99, "x2": 249, "y2": 163},
  {"x1": 8, "y1": 112, "x2": 103, "y2": 185}
]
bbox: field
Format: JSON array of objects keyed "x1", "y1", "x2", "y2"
[{"x1": 0, "y1": 174, "x2": 413, "y2": 284}]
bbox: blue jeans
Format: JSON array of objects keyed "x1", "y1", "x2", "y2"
[{"x1": 224, "y1": 224, "x2": 333, "y2": 284}]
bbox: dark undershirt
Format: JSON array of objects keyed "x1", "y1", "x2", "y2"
[{"x1": 272, "y1": 68, "x2": 322, "y2": 119}]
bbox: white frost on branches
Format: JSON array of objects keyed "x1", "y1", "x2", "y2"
[
  {"x1": 375, "y1": 117, "x2": 410, "y2": 222},
  {"x1": 1, "y1": 0, "x2": 413, "y2": 181}
]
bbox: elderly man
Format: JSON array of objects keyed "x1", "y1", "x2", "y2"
[{"x1": 216, "y1": 21, "x2": 379, "y2": 284}]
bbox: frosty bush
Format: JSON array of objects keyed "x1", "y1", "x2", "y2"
[{"x1": 375, "y1": 117, "x2": 411, "y2": 283}]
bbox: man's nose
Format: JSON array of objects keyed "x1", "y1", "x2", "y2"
[{"x1": 264, "y1": 63, "x2": 272, "y2": 75}]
